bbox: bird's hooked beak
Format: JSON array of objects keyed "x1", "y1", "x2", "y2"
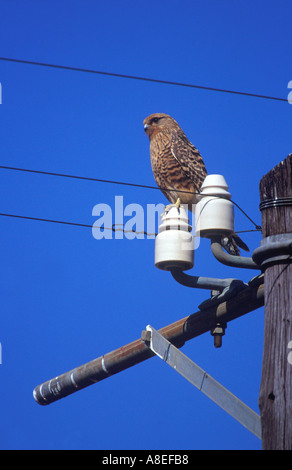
[{"x1": 144, "y1": 123, "x2": 151, "y2": 137}]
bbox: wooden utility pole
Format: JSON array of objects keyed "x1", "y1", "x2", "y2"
[{"x1": 256, "y1": 154, "x2": 292, "y2": 449}]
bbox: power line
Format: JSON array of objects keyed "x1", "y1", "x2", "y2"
[
  {"x1": 0, "y1": 164, "x2": 262, "y2": 230},
  {"x1": 234, "y1": 229, "x2": 261, "y2": 234},
  {"x1": 0, "y1": 56, "x2": 287, "y2": 103},
  {"x1": 0, "y1": 212, "x2": 261, "y2": 237},
  {"x1": 228, "y1": 199, "x2": 261, "y2": 231},
  {"x1": 0, "y1": 164, "x2": 164, "y2": 192},
  {"x1": 0, "y1": 212, "x2": 157, "y2": 237}
]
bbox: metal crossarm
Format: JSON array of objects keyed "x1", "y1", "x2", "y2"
[{"x1": 142, "y1": 325, "x2": 261, "y2": 440}]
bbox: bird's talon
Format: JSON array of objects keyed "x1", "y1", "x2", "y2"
[{"x1": 163, "y1": 198, "x2": 182, "y2": 215}]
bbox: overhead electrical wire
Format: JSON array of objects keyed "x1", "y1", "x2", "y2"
[
  {"x1": 0, "y1": 56, "x2": 286, "y2": 102},
  {"x1": 0, "y1": 164, "x2": 262, "y2": 231},
  {"x1": 0, "y1": 212, "x2": 156, "y2": 237},
  {"x1": 0, "y1": 212, "x2": 259, "y2": 237},
  {"x1": 0, "y1": 164, "x2": 166, "y2": 192}
]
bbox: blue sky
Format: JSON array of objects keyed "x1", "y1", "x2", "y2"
[{"x1": 0, "y1": 0, "x2": 291, "y2": 450}]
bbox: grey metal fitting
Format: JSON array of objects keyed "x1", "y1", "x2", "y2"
[
  {"x1": 170, "y1": 268, "x2": 243, "y2": 292},
  {"x1": 252, "y1": 233, "x2": 292, "y2": 270},
  {"x1": 141, "y1": 329, "x2": 151, "y2": 343},
  {"x1": 210, "y1": 236, "x2": 261, "y2": 270}
]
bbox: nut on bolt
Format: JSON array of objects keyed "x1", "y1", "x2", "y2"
[
  {"x1": 141, "y1": 330, "x2": 151, "y2": 343},
  {"x1": 211, "y1": 322, "x2": 226, "y2": 348}
]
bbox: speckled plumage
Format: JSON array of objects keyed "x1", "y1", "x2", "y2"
[
  {"x1": 143, "y1": 113, "x2": 249, "y2": 255},
  {"x1": 143, "y1": 113, "x2": 207, "y2": 210}
]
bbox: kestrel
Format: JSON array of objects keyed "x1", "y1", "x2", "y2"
[{"x1": 143, "y1": 112, "x2": 248, "y2": 256}]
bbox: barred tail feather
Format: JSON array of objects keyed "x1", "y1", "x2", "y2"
[{"x1": 220, "y1": 232, "x2": 249, "y2": 256}]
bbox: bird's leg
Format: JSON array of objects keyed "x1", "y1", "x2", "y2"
[{"x1": 163, "y1": 198, "x2": 181, "y2": 215}]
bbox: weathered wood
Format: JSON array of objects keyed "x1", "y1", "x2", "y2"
[{"x1": 258, "y1": 154, "x2": 292, "y2": 450}]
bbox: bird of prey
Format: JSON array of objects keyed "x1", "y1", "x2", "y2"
[{"x1": 143, "y1": 112, "x2": 249, "y2": 256}]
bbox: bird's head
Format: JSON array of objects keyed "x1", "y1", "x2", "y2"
[{"x1": 143, "y1": 113, "x2": 179, "y2": 138}]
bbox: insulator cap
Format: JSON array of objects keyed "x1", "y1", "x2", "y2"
[
  {"x1": 155, "y1": 205, "x2": 194, "y2": 271},
  {"x1": 195, "y1": 174, "x2": 234, "y2": 238}
]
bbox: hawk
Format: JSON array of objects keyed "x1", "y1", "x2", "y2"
[{"x1": 143, "y1": 112, "x2": 249, "y2": 256}]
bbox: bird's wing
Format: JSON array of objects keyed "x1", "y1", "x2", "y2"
[{"x1": 170, "y1": 132, "x2": 207, "y2": 188}]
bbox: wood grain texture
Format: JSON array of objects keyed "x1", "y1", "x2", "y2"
[{"x1": 258, "y1": 154, "x2": 292, "y2": 450}]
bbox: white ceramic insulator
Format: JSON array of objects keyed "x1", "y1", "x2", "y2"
[
  {"x1": 195, "y1": 174, "x2": 234, "y2": 237},
  {"x1": 155, "y1": 205, "x2": 194, "y2": 271}
]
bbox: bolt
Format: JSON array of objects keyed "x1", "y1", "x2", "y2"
[
  {"x1": 211, "y1": 322, "x2": 226, "y2": 348},
  {"x1": 141, "y1": 330, "x2": 151, "y2": 343},
  {"x1": 214, "y1": 334, "x2": 223, "y2": 348}
]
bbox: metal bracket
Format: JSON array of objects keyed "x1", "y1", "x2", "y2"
[
  {"x1": 252, "y1": 233, "x2": 292, "y2": 269},
  {"x1": 142, "y1": 325, "x2": 261, "y2": 440},
  {"x1": 170, "y1": 267, "x2": 246, "y2": 293},
  {"x1": 198, "y1": 279, "x2": 247, "y2": 311},
  {"x1": 210, "y1": 236, "x2": 261, "y2": 270}
]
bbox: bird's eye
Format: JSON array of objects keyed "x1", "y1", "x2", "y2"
[{"x1": 152, "y1": 117, "x2": 159, "y2": 123}]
